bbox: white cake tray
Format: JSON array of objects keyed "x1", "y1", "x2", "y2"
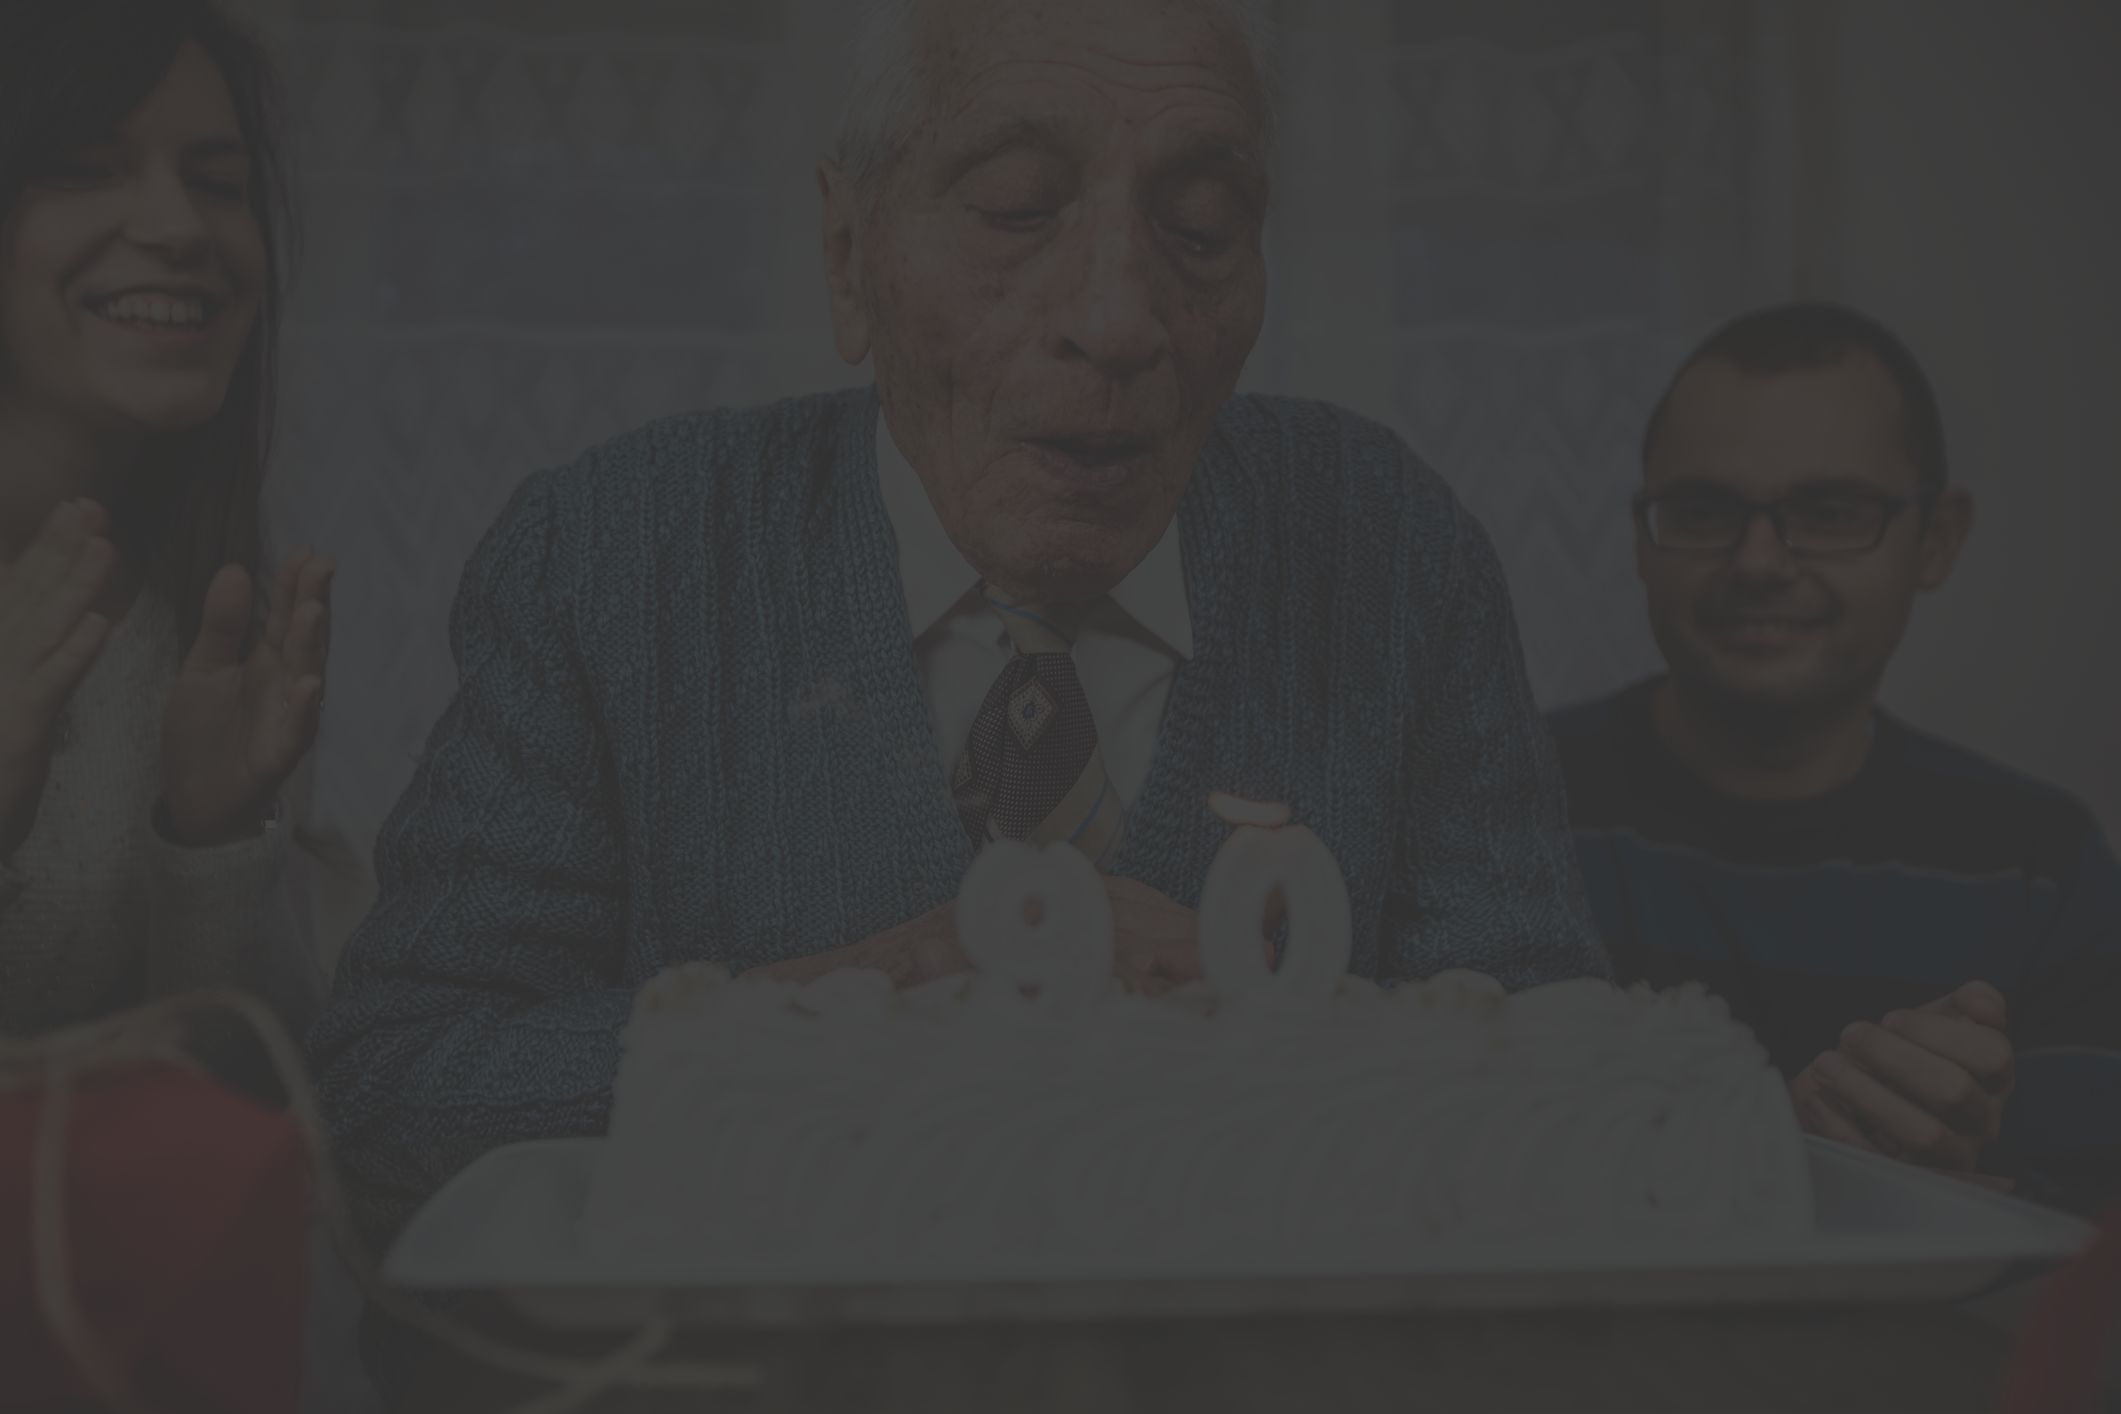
[{"x1": 384, "y1": 1136, "x2": 2095, "y2": 1330}]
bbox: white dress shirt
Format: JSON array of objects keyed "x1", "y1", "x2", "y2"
[{"x1": 876, "y1": 414, "x2": 1192, "y2": 806}]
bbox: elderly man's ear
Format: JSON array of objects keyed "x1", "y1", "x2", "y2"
[
  {"x1": 818, "y1": 160, "x2": 872, "y2": 367},
  {"x1": 1916, "y1": 486, "x2": 1975, "y2": 593}
]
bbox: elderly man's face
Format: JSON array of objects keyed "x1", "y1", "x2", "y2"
[{"x1": 823, "y1": 0, "x2": 1269, "y2": 604}]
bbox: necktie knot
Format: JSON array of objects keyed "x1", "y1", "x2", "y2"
[{"x1": 980, "y1": 587, "x2": 1084, "y2": 657}]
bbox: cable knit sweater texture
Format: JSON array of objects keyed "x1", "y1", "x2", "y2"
[{"x1": 309, "y1": 387, "x2": 1610, "y2": 1241}]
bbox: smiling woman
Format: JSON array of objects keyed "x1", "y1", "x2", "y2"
[
  {"x1": 0, "y1": 0, "x2": 287, "y2": 645},
  {"x1": 0, "y1": 4, "x2": 359, "y2": 1405},
  {"x1": 0, "y1": 0, "x2": 344, "y2": 1038}
]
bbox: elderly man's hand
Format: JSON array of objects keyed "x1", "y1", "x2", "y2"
[
  {"x1": 1789, "y1": 981, "x2": 2015, "y2": 1185},
  {"x1": 1107, "y1": 877, "x2": 1298, "y2": 994},
  {"x1": 751, "y1": 876, "x2": 1227, "y2": 996},
  {"x1": 1106, "y1": 876, "x2": 1203, "y2": 996},
  {"x1": 750, "y1": 903, "x2": 969, "y2": 990}
]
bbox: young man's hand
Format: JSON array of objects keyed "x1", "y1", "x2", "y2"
[{"x1": 1790, "y1": 981, "x2": 2014, "y2": 1186}]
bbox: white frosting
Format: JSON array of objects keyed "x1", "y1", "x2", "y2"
[
  {"x1": 589, "y1": 968, "x2": 1811, "y2": 1274},
  {"x1": 587, "y1": 806, "x2": 1811, "y2": 1275}
]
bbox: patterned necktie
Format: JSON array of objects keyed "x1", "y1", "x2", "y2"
[{"x1": 952, "y1": 587, "x2": 1126, "y2": 866}]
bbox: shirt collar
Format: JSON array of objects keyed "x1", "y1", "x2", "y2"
[{"x1": 877, "y1": 409, "x2": 1193, "y2": 658}]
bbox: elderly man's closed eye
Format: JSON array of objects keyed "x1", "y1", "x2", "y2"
[{"x1": 310, "y1": 0, "x2": 1610, "y2": 1251}]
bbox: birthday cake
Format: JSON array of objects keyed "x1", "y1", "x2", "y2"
[{"x1": 585, "y1": 803, "x2": 1811, "y2": 1275}]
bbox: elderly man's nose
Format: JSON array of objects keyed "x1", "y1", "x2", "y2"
[
  {"x1": 1055, "y1": 228, "x2": 1168, "y2": 377},
  {"x1": 125, "y1": 167, "x2": 214, "y2": 259}
]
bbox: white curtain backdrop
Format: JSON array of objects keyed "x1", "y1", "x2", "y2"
[{"x1": 251, "y1": 0, "x2": 1807, "y2": 908}]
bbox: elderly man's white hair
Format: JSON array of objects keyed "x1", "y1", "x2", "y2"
[{"x1": 833, "y1": 0, "x2": 1279, "y2": 199}]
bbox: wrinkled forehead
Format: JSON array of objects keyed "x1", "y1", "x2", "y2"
[{"x1": 916, "y1": 0, "x2": 1268, "y2": 157}]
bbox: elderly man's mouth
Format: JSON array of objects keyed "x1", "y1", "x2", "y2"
[{"x1": 1024, "y1": 435, "x2": 1156, "y2": 487}]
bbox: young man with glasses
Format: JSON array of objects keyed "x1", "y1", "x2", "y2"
[{"x1": 1551, "y1": 303, "x2": 2121, "y2": 1208}]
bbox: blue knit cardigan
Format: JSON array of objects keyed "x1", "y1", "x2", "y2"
[{"x1": 309, "y1": 387, "x2": 1609, "y2": 1238}]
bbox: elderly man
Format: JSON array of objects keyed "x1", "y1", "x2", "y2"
[{"x1": 311, "y1": 0, "x2": 1608, "y2": 1246}]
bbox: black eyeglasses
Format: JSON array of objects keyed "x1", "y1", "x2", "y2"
[{"x1": 1634, "y1": 487, "x2": 1932, "y2": 557}]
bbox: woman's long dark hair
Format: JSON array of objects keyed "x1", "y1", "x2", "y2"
[{"x1": 0, "y1": 0, "x2": 289, "y2": 654}]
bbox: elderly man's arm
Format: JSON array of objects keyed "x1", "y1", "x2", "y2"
[
  {"x1": 307, "y1": 475, "x2": 633, "y2": 1247},
  {"x1": 1385, "y1": 496, "x2": 1611, "y2": 989}
]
